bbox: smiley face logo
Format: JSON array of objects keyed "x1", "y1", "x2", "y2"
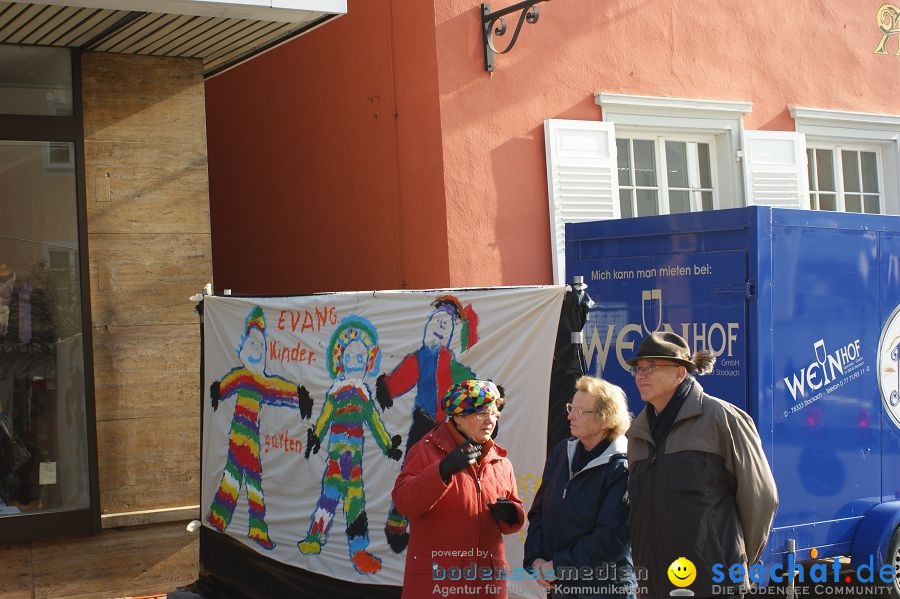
[{"x1": 667, "y1": 557, "x2": 696, "y2": 588}]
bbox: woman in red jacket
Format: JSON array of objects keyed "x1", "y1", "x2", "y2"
[{"x1": 391, "y1": 379, "x2": 526, "y2": 599}]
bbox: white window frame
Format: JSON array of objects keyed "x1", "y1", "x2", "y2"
[
  {"x1": 791, "y1": 106, "x2": 900, "y2": 215},
  {"x1": 596, "y1": 93, "x2": 752, "y2": 209},
  {"x1": 806, "y1": 141, "x2": 885, "y2": 214},
  {"x1": 617, "y1": 133, "x2": 719, "y2": 217}
]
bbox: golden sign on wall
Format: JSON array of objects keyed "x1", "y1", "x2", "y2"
[{"x1": 875, "y1": 4, "x2": 900, "y2": 54}]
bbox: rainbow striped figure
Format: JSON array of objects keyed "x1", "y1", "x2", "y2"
[
  {"x1": 206, "y1": 306, "x2": 310, "y2": 550},
  {"x1": 299, "y1": 315, "x2": 402, "y2": 575}
]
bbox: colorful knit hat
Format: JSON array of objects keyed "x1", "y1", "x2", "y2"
[
  {"x1": 441, "y1": 379, "x2": 500, "y2": 417},
  {"x1": 431, "y1": 294, "x2": 480, "y2": 351},
  {"x1": 327, "y1": 315, "x2": 381, "y2": 379},
  {"x1": 244, "y1": 306, "x2": 266, "y2": 336}
]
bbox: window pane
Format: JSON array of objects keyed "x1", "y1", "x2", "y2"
[
  {"x1": 861, "y1": 152, "x2": 878, "y2": 192},
  {"x1": 810, "y1": 194, "x2": 818, "y2": 210},
  {"x1": 819, "y1": 193, "x2": 836, "y2": 211},
  {"x1": 816, "y1": 149, "x2": 835, "y2": 192},
  {"x1": 633, "y1": 140, "x2": 656, "y2": 187},
  {"x1": 845, "y1": 194, "x2": 862, "y2": 213},
  {"x1": 619, "y1": 189, "x2": 633, "y2": 218},
  {"x1": 669, "y1": 190, "x2": 690, "y2": 213},
  {"x1": 616, "y1": 139, "x2": 632, "y2": 186},
  {"x1": 807, "y1": 149, "x2": 815, "y2": 190},
  {"x1": 864, "y1": 194, "x2": 880, "y2": 214},
  {"x1": 636, "y1": 189, "x2": 658, "y2": 216},
  {"x1": 0, "y1": 46, "x2": 72, "y2": 116},
  {"x1": 701, "y1": 191, "x2": 714, "y2": 211},
  {"x1": 841, "y1": 151, "x2": 860, "y2": 193},
  {"x1": 0, "y1": 141, "x2": 89, "y2": 516},
  {"x1": 665, "y1": 141, "x2": 688, "y2": 188},
  {"x1": 698, "y1": 143, "x2": 712, "y2": 189}
]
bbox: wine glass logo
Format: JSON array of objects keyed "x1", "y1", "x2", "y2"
[
  {"x1": 641, "y1": 289, "x2": 663, "y2": 335},
  {"x1": 814, "y1": 339, "x2": 831, "y2": 386}
]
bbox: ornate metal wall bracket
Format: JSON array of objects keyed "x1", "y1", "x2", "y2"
[{"x1": 482, "y1": 0, "x2": 550, "y2": 72}]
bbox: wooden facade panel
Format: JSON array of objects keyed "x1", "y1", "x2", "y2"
[
  {"x1": 96, "y1": 415, "x2": 199, "y2": 514},
  {"x1": 87, "y1": 232, "x2": 212, "y2": 328},
  {"x1": 0, "y1": 542, "x2": 33, "y2": 599},
  {"x1": 30, "y1": 522, "x2": 198, "y2": 599},
  {"x1": 92, "y1": 324, "x2": 201, "y2": 422},
  {"x1": 84, "y1": 140, "x2": 210, "y2": 235},
  {"x1": 81, "y1": 52, "x2": 207, "y2": 145}
]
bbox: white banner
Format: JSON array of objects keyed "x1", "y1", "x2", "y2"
[{"x1": 201, "y1": 287, "x2": 565, "y2": 596}]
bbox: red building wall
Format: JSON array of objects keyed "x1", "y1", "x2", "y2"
[
  {"x1": 206, "y1": 0, "x2": 447, "y2": 294},
  {"x1": 206, "y1": 0, "x2": 900, "y2": 292},
  {"x1": 434, "y1": 0, "x2": 900, "y2": 286}
]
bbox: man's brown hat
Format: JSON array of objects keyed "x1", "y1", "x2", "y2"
[{"x1": 626, "y1": 332, "x2": 715, "y2": 375}]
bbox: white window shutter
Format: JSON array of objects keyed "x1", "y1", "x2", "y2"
[
  {"x1": 742, "y1": 130, "x2": 809, "y2": 209},
  {"x1": 544, "y1": 119, "x2": 619, "y2": 285}
]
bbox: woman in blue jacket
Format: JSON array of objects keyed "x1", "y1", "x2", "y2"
[{"x1": 524, "y1": 376, "x2": 636, "y2": 599}]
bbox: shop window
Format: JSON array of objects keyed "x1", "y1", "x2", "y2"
[{"x1": 0, "y1": 44, "x2": 98, "y2": 542}]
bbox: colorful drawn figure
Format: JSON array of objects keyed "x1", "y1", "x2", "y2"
[
  {"x1": 299, "y1": 315, "x2": 403, "y2": 575},
  {"x1": 375, "y1": 294, "x2": 479, "y2": 553},
  {"x1": 206, "y1": 306, "x2": 313, "y2": 550}
]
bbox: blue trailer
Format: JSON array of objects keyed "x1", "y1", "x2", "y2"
[{"x1": 565, "y1": 206, "x2": 900, "y2": 594}]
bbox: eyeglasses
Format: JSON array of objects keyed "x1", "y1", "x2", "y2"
[
  {"x1": 630, "y1": 363, "x2": 681, "y2": 377},
  {"x1": 467, "y1": 409, "x2": 501, "y2": 422},
  {"x1": 565, "y1": 403, "x2": 598, "y2": 417}
]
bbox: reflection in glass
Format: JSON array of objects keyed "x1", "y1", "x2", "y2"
[
  {"x1": 806, "y1": 149, "x2": 815, "y2": 188},
  {"x1": 861, "y1": 152, "x2": 878, "y2": 192},
  {"x1": 666, "y1": 141, "x2": 688, "y2": 187},
  {"x1": 819, "y1": 193, "x2": 836, "y2": 211},
  {"x1": 698, "y1": 143, "x2": 712, "y2": 189},
  {"x1": 669, "y1": 190, "x2": 690, "y2": 214},
  {"x1": 637, "y1": 190, "x2": 658, "y2": 216},
  {"x1": 0, "y1": 141, "x2": 89, "y2": 516},
  {"x1": 665, "y1": 142, "x2": 688, "y2": 188},
  {"x1": 633, "y1": 140, "x2": 656, "y2": 187},
  {"x1": 619, "y1": 189, "x2": 633, "y2": 218},
  {"x1": 616, "y1": 139, "x2": 631, "y2": 186},
  {"x1": 864, "y1": 195, "x2": 880, "y2": 214},
  {"x1": 0, "y1": 45, "x2": 73, "y2": 116},
  {"x1": 816, "y1": 149, "x2": 835, "y2": 192},
  {"x1": 842, "y1": 151, "x2": 860, "y2": 193}
]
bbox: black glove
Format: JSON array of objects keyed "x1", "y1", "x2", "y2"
[
  {"x1": 439, "y1": 438, "x2": 480, "y2": 483},
  {"x1": 488, "y1": 498, "x2": 519, "y2": 525},
  {"x1": 375, "y1": 374, "x2": 393, "y2": 411},
  {"x1": 387, "y1": 434, "x2": 402, "y2": 461},
  {"x1": 210, "y1": 381, "x2": 221, "y2": 411},
  {"x1": 304, "y1": 428, "x2": 321, "y2": 458},
  {"x1": 298, "y1": 385, "x2": 313, "y2": 420}
]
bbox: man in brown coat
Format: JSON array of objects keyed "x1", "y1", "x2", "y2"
[{"x1": 625, "y1": 332, "x2": 777, "y2": 599}]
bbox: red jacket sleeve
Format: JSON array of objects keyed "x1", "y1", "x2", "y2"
[
  {"x1": 496, "y1": 460, "x2": 526, "y2": 535},
  {"x1": 391, "y1": 441, "x2": 451, "y2": 518}
]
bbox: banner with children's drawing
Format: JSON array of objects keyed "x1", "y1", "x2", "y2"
[{"x1": 201, "y1": 287, "x2": 565, "y2": 597}]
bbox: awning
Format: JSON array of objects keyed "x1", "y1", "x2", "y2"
[{"x1": 0, "y1": 0, "x2": 346, "y2": 76}]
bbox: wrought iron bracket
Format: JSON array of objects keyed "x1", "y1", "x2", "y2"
[{"x1": 481, "y1": 0, "x2": 550, "y2": 72}]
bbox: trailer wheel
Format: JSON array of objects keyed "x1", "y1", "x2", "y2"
[{"x1": 889, "y1": 525, "x2": 900, "y2": 599}]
